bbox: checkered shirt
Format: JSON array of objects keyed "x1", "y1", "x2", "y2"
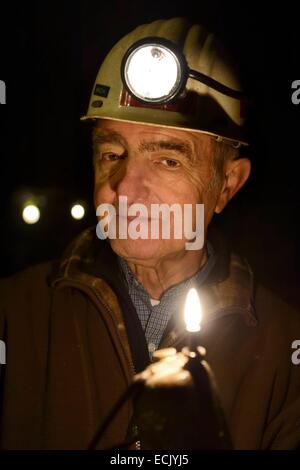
[{"x1": 118, "y1": 243, "x2": 216, "y2": 357}]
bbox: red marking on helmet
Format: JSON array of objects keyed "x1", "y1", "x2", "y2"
[{"x1": 120, "y1": 89, "x2": 196, "y2": 114}]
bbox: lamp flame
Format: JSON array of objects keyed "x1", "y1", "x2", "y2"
[{"x1": 184, "y1": 288, "x2": 202, "y2": 332}]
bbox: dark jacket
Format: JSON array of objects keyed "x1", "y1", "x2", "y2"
[{"x1": 0, "y1": 227, "x2": 300, "y2": 449}]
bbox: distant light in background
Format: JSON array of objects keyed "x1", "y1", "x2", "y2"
[
  {"x1": 71, "y1": 204, "x2": 85, "y2": 220},
  {"x1": 22, "y1": 204, "x2": 40, "y2": 224}
]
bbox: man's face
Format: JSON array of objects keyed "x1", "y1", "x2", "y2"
[{"x1": 93, "y1": 119, "x2": 223, "y2": 263}]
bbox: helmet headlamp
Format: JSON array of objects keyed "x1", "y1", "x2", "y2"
[{"x1": 121, "y1": 37, "x2": 243, "y2": 105}]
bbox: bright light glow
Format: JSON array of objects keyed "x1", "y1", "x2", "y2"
[
  {"x1": 125, "y1": 44, "x2": 180, "y2": 101},
  {"x1": 184, "y1": 288, "x2": 202, "y2": 332},
  {"x1": 22, "y1": 204, "x2": 40, "y2": 224},
  {"x1": 71, "y1": 204, "x2": 85, "y2": 220}
]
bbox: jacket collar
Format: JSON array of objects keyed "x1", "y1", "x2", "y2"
[{"x1": 49, "y1": 225, "x2": 257, "y2": 328}]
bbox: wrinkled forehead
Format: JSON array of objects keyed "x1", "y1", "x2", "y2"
[{"x1": 93, "y1": 118, "x2": 215, "y2": 157}]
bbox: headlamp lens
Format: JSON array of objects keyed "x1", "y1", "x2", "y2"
[{"x1": 124, "y1": 44, "x2": 181, "y2": 103}]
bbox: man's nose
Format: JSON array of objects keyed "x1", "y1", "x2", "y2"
[{"x1": 112, "y1": 158, "x2": 150, "y2": 202}]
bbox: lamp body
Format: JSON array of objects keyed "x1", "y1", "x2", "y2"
[{"x1": 133, "y1": 350, "x2": 232, "y2": 450}]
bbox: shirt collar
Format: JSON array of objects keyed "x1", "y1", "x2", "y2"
[
  {"x1": 118, "y1": 241, "x2": 217, "y2": 306},
  {"x1": 49, "y1": 225, "x2": 257, "y2": 328}
]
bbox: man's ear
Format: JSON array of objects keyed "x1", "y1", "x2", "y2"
[{"x1": 214, "y1": 158, "x2": 251, "y2": 214}]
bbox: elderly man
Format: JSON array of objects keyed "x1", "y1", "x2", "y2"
[{"x1": 0, "y1": 18, "x2": 300, "y2": 450}]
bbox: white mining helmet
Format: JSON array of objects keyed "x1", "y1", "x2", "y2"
[{"x1": 81, "y1": 17, "x2": 248, "y2": 147}]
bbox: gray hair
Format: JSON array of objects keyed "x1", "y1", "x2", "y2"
[{"x1": 207, "y1": 139, "x2": 240, "y2": 191}]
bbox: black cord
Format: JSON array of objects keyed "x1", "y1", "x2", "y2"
[
  {"x1": 189, "y1": 69, "x2": 245, "y2": 100},
  {"x1": 87, "y1": 380, "x2": 144, "y2": 450}
]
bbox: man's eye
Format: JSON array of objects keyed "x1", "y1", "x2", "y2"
[
  {"x1": 103, "y1": 153, "x2": 123, "y2": 162},
  {"x1": 161, "y1": 158, "x2": 181, "y2": 168}
]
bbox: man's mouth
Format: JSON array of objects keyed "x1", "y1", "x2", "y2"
[{"x1": 117, "y1": 215, "x2": 157, "y2": 222}]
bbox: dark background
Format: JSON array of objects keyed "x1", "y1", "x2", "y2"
[{"x1": 0, "y1": 0, "x2": 299, "y2": 308}]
